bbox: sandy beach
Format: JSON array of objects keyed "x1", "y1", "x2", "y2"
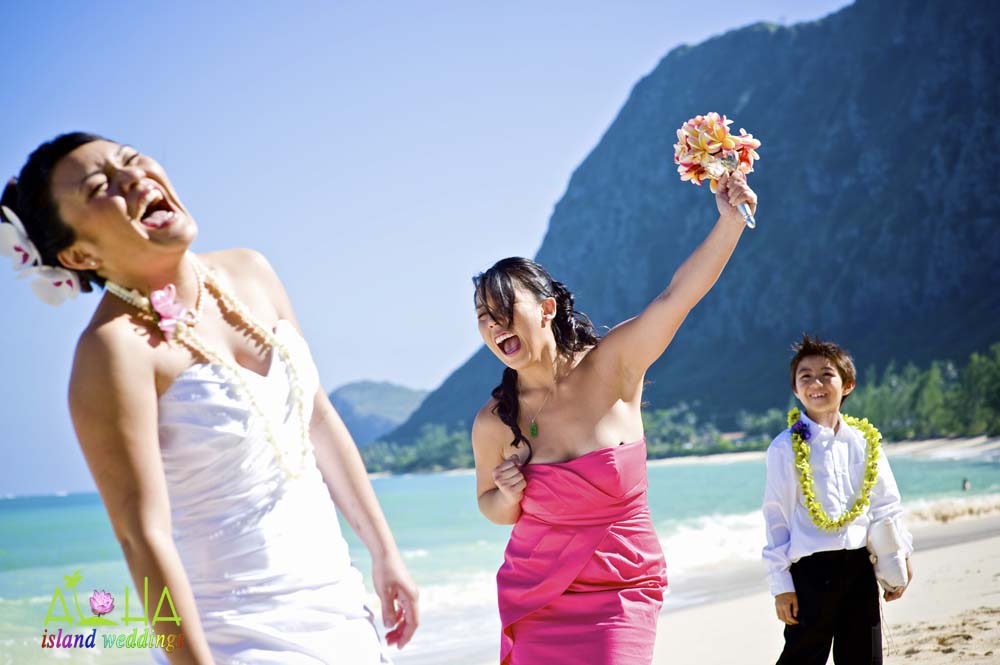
[{"x1": 653, "y1": 513, "x2": 1000, "y2": 664}]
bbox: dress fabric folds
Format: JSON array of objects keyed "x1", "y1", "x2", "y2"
[
  {"x1": 497, "y1": 439, "x2": 668, "y2": 665},
  {"x1": 153, "y1": 320, "x2": 389, "y2": 664}
]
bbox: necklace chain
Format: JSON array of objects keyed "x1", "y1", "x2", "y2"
[
  {"x1": 105, "y1": 254, "x2": 313, "y2": 478},
  {"x1": 528, "y1": 387, "x2": 553, "y2": 438},
  {"x1": 105, "y1": 257, "x2": 204, "y2": 326},
  {"x1": 526, "y1": 363, "x2": 565, "y2": 438},
  {"x1": 187, "y1": 258, "x2": 205, "y2": 324}
]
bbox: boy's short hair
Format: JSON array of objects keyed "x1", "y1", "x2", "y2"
[{"x1": 789, "y1": 334, "x2": 857, "y2": 403}]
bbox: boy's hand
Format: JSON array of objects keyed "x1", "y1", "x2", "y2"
[
  {"x1": 775, "y1": 592, "x2": 799, "y2": 625},
  {"x1": 884, "y1": 558, "x2": 914, "y2": 601}
]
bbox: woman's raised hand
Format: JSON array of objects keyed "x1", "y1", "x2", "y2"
[{"x1": 715, "y1": 171, "x2": 758, "y2": 221}]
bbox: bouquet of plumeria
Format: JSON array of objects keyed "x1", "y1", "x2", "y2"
[{"x1": 673, "y1": 112, "x2": 761, "y2": 227}]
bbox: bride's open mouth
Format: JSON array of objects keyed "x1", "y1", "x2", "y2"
[{"x1": 133, "y1": 187, "x2": 177, "y2": 230}]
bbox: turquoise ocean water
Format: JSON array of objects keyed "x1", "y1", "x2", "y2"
[{"x1": 1, "y1": 454, "x2": 998, "y2": 664}]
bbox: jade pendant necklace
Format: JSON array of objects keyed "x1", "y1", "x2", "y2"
[{"x1": 528, "y1": 387, "x2": 554, "y2": 438}]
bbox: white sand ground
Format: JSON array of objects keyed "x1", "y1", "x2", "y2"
[{"x1": 653, "y1": 515, "x2": 1000, "y2": 665}]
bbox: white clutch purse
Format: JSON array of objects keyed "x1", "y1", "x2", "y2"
[{"x1": 867, "y1": 518, "x2": 908, "y2": 592}]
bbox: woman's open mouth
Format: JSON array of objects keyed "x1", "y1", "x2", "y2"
[
  {"x1": 494, "y1": 331, "x2": 522, "y2": 357},
  {"x1": 134, "y1": 187, "x2": 177, "y2": 230}
]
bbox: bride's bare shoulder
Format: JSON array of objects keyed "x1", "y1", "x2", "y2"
[
  {"x1": 197, "y1": 248, "x2": 294, "y2": 323},
  {"x1": 71, "y1": 313, "x2": 155, "y2": 395},
  {"x1": 199, "y1": 248, "x2": 277, "y2": 283}
]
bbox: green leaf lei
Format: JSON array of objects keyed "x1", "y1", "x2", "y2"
[{"x1": 787, "y1": 407, "x2": 882, "y2": 531}]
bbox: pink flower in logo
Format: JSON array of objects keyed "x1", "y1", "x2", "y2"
[
  {"x1": 150, "y1": 284, "x2": 188, "y2": 341},
  {"x1": 89, "y1": 589, "x2": 114, "y2": 617}
]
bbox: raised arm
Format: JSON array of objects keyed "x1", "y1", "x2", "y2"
[
  {"x1": 69, "y1": 327, "x2": 215, "y2": 664},
  {"x1": 599, "y1": 172, "x2": 757, "y2": 390},
  {"x1": 240, "y1": 249, "x2": 419, "y2": 648}
]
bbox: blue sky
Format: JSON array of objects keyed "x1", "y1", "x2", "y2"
[{"x1": 0, "y1": 1, "x2": 850, "y2": 495}]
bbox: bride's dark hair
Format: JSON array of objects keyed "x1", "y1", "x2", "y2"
[
  {"x1": 473, "y1": 257, "x2": 601, "y2": 463},
  {"x1": 1, "y1": 132, "x2": 109, "y2": 293}
]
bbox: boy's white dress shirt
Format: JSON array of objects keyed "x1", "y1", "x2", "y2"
[{"x1": 761, "y1": 410, "x2": 914, "y2": 596}]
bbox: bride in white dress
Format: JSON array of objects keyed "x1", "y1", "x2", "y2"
[{"x1": 1, "y1": 133, "x2": 419, "y2": 663}]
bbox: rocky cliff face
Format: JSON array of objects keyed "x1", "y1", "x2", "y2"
[{"x1": 390, "y1": 0, "x2": 1000, "y2": 442}]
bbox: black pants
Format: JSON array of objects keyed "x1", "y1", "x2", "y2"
[{"x1": 776, "y1": 548, "x2": 882, "y2": 665}]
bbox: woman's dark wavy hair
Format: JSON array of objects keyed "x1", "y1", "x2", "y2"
[
  {"x1": 1, "y1": 132, "x2": 109, "y2": 292},
  {"x1": 473, "y1": 257, "x2": 601, "y2": 463}
]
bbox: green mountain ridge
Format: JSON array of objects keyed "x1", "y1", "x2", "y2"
[
  {"x1": 388, "y1": 0, "x2": 1000, "y2": 445},
  {"x1": 328, "y1": 381, "x2": 428, "y2": 446}
]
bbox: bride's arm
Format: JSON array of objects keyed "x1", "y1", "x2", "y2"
[
  {"x1": 243, "y1": 249, "x2": 420, "y2": 649},
  {"x1": 68, "y1": 324, "x2": 215, "y2": 664},
  {"x1": 310, "y1": 392, "x2": 419, "y2": 647}
]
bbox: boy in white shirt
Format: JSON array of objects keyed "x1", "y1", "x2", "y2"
[{"x1": 762, "y1": 335, "x2": 913, "y2": 665}]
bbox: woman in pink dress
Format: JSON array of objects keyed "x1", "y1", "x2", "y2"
[{"x1": 471, "y1": 172, "x2": 757, "y2": 664}]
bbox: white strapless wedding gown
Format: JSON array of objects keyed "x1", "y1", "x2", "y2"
[{"x1": 154, "y1": 320, "x2": 389, "y2": 664}]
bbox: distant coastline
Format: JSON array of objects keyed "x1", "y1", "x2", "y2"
[
  {"x1": 5, "y1": 436, "x2": 997, "y2": 494},
  {"x1": 366, "y1": 435, "x2": 1000, "y2": 479}
]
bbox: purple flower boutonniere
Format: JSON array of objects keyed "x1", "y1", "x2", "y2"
[{"x1": 791, "y1": 419, "x2": 812, "y2": 441}]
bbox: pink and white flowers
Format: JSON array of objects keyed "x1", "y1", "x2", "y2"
[
  {"x1": 0, "y1": 208, "x2": 41, "y2": 270},
  {"x1": 673, "y1": 113, "x2": 761, "y2": 192},
  {"x1": 0, "y1": 205, "x2": 80, "y2": 305},
  {"x1": 150, "y1": 284, "x2": 189, "y2": 342}
]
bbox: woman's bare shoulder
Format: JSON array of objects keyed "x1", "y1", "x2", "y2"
[
  {"x1": 69, "y1": 314, "x2": 157, "y2": 413},
  {"x1": 200, "y1": 247, "x2": 270, "y2": 269},
  {"x1": 198, "y1": 248, "x2": 291, "y2": 318},
  {"x1": 198, "y1": 248, "x2": 277, "y2": 284},
  {"x1": 472, "y1": 399, "x2": 505, "y2": 443},
  {"x1": 74, "y1": 310, "x2": 151, "y2": 368},
  {"x1": 472, "y1": 399, "x2": 514, "y2": 472}
]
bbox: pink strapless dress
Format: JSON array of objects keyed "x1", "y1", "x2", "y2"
[{"x1": 496, "y1": 439, "x2": 668, "y2": 665}]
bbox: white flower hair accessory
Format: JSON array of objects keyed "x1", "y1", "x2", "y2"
[{"x1": 0, "y1": 205, "x2": 80, "y2": 305}]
